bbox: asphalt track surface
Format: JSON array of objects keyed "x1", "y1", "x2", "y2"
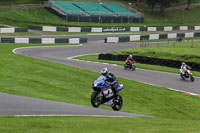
[{"x1": 1, "y1": 33, "x2": 200, "y2": 117}]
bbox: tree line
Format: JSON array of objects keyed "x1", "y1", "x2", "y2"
[{"x1": 131, "y1": 0, "x2": 192, "y2": 15}]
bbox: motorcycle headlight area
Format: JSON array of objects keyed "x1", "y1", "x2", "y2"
[{"x1": 94, "y1": 82, "x2": 101, "y2": 87}]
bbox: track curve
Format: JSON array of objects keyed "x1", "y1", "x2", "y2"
[{"x1": 1, "y1": 34, "x2": 200, "y2": 117}]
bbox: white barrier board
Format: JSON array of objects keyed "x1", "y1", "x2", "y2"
[
  {"x1": 69, "y1": 38, "x2": 80, "y2": 44},
  {"x1": 148, "y1": 27, "x2": 157, "y2": 31},
  {"x1": 195, "y1": 26, "x2": 200, "y2": 30},
  {"x1": 42, "y1": 38, "x2": 55, "y2": 44},
  {"x1": 130, "y1": 35, "x2": 140, "y2": 41},
  {"x1": 107, "y1": 37, "x2": 119, "y2": 43},
  {"x1": 180, "y1": 26, "x2": 188, "y2": 31},
  {"x1": 15, "y1": 38, "x2": 29, "y2": 43},
  {"x1": 43, "y1": 26, "x2": 57, "y2": 32},
  {"x1": 185, "y1": 32, "x2": 194, "y2": 38},
  {"x1": 0, "y1": 28, "x2": 15, "y2": 33},
  {"x1": 91, "y1": 28, "x2": 102, "y2": 32},
  {"x1": 164, "y1": 27, "x2": 173, "y2": 31},
  {"x1": 68, "y1": 27, "x2": 81, "y2": 32},
  {"x1": 149, "y1": 34, "x2": 159, "y2": 40},
  {"x1": 168, "y1": 33, "x2": 177, "y2": 39},
  {"x1": 130, "y1": 27, "x2": 140, "y2": 32}
]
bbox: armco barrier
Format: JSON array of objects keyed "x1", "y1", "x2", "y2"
[
  {"x1": 0, "y1": 28, "x2": 28, "y2": 33},
  {"x1": 98, "y1": 54, "x2": 200, "y2": 71},
  {"x1": 1, "y1": 37, "x2": 15, "y2": 43},
  {"x1": 55, "y1": 38, "x2": 69, "y2": 43},
  {"x1": 28, "y1": 25, "x2": 200, "y2": 33},
  {"x1": 15, "y1": 28, "x2": 28, "y2": 32},
  {"x1": 29, "y1": 38, "x2": 42, "y2": 43},
  {"x1": 0, "y1": 37, "x2": 88, "y2": 44},
  {"x1": 106, "y1": 32, "x2": 200, "y2": 43}
]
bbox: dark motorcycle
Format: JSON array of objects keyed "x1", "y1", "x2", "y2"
[
  {"x1": 124, "y1": 63, "x2": 136, "y2": 71},
  {"x1": 91, "y1": 75, "x2": 123, "y2": 111}
]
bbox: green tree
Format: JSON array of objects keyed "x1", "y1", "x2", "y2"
[{"x1": 146, "y1": 0, "x2": 158, "y2": 10}]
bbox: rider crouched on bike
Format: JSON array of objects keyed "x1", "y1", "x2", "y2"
[
  {"x1": 101, "y1": 68, "x2": 118, "y2": 95},
  {"x1": 125, "y1": 54, "x2": 135, "y2": 66},
  {"x1": 180, "y1": 62, "x2": 191, "y2": 76}
]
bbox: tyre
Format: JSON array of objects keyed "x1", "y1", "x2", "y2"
[
  {"x1": 190, "y1": 76, "x2": 194, "y2": 82},
  {"x1": 112, "y1": 95, "x2": 123, "y2": 111},
  {"x1": 124, "y1": 65, "x2": 127, "y2": 70},
  {"x1": 91, "y1": 91, "x2": 101, "y2": 108},
  {"x1": 132, "y1": 65, "x2": 136, "y2": 71},
  {"x1": 180, "y1": 73, "x2": 185, "y2": 80}
]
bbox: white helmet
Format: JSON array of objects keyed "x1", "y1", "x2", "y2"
[
  {"x1": 101, "y1": 68, "x2": 108, "y2": 76},
  {"x1": 129, "y1": 54, "x2": 133, "y2": 58},
  {"x1": 182, "y1": 62, "x2": 185, "y2": 65}
]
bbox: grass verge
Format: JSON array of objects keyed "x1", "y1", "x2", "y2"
[
  {"x1": 1, "y1": 116, "x2": 200, "y2": 133},
  {"x1": 113, "y1": 41, "x2": 200, "y2": 63},
  {"x1": 1, "y1": 43, "x2": 200, "y2": 131},
  {"x1": 1, "y1": 6, "x2": 200, "y2": 27},
  {"x1": 0, "y1": 32, "x2": 37, "y2": 36}
]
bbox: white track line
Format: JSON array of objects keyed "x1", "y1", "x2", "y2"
[
  {"x1": 4, "y1": 114, "x2": 140, "y2": 118},
  {"x1": 12, "y1": 44, "x2": 83, "y2": 54}
]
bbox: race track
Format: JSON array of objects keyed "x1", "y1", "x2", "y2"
[{"x1": 1, "y1": 34, "x2": 200, "y2": 117}]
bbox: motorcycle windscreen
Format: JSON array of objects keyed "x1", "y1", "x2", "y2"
[{"x1": 94, "y1": 75, "x2": 106, "y2": 82}]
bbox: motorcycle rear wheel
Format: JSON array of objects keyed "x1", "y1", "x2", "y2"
[
  {"x1": 180, "y1": 73, "x2": 185, "y2": 80},
  {"x1": 91, "y1": 91, "x2": 101, "y2": 108},
  {"x1": 112, "y1": 95, "x2": 123, "y2": 111},
  {"x1": 132, "y1": 65, "x2": 136, "y2": 71},
  {"x1": 124, "y1": 65, "x2": 127, "y2": 70}
]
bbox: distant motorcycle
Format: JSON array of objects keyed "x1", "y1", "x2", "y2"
[
  {"x1": 124, "y1": 61, "x2": 136, "y2": 71},
  {"x1": 91, "y1": 75, "x2": 123, "y2": 111},
  {"x1": 180, "y1": 68, "x2": 194, "y2": 82}
]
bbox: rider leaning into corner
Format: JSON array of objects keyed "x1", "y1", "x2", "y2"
[
  {"x1": 101, "y1": 68, "x2": 119, "y2": 95},
  {"x1": 125, "y1": 54, "x2": 135, "y2": 65},
  {"x1": 180, "y1": 62, "x2": 191, "y2": 75}
]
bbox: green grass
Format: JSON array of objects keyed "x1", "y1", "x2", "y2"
[
  {"x1": 113, "y1": 41, "x2": 200, "y2": 63},
  {"x1": 0, "y1": 32, "x2": 37, "y2": 36},
  {"x1": 0, "y1": 0, "x2": 45, "y2": 5},
  {"x1": 1, "y1": 43, "x2": 200, "y2": 118},
  {"x1": 1, "y1": 43, "x2": 200, "y2": 131},
  {"x1": 1, "y1": 6, "x2": 200, "y2": 27},
  {"x1": 75, "y1": 54, "x2": 200, "y2": 77},
  {"x1": 1, "y1": 116, "x2": 200, "y2": 133}
]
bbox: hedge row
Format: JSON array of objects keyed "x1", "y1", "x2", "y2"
[{"x1": 98, "y1": 54, "x2": 200, "y2": 71}]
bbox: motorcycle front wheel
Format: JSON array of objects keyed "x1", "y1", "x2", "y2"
[
  {"x1": 132, "y1": 65, "x2": 136, "y2": 71},
  {"x1": 190, "y1": 76, "x2": 195, "y2": 82},
  {"x1": 91, "y1": 91, "x2": 101, "y2": 108},
  {"x1": 112, "y1": 95, "x2": 123, "y2": 111}
]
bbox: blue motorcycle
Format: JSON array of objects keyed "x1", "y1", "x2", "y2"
[{"x1": 91, "y1": 75, "x2": 123, "y2": 111}]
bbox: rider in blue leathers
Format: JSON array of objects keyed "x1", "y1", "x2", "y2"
[{"x1": 101, "y1": 68, "x2": 118, "y2": 95}]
